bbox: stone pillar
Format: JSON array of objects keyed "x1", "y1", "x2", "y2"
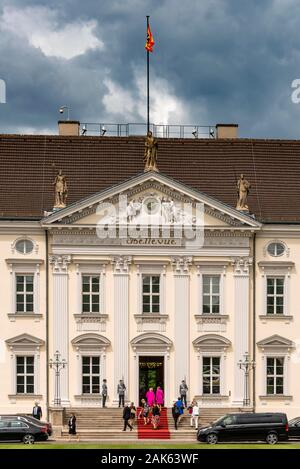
[
  {"x1": 112, "y1": 256, "x2": 131, "y2": 404},
  {"x1": 232, "y1": 257, "x2": 252, "y2": 405},
  {"x1": 172, "y1": 256, "x2": 192, "y2": 400},
  {"x1": 49, "y1": 255, "x2": 71, "y2": 406}
]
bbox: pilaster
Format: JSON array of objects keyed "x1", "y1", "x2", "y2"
[
  {"x1": 49, "y1": 255, "x2": 71, "y2": 406},
  {"x1": 112, "y1": 256, "x2": 131, "y2": 403},
  {"x1": 172, "y1": 256, "x2": 192, "y2": 399},
  {"x1": 232, "y1": 256, "x2": 252, "y2": 405}
]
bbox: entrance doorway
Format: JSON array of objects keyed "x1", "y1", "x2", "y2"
[{"x1": 139, "y1": 356, "x2": 164, "y2": 405}]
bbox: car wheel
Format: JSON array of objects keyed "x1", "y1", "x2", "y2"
[
  {"x1": 266, "y1": 432, "x2": 278, "y2": 445},
  {"x1": 23, "y1": 434, "x2": 35, "y2": 444},
  {"x1": 206, "y1": 433, "x2": 218, "y2": 444}
]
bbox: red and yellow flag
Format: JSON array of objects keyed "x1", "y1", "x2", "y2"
[{"x1": 145, "y1": 24, "x2": 154, "y2": 52}]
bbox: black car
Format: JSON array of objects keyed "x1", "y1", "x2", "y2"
[
  {"x1": 288, "y1": 417, "x2": 300, "y2": 439},
  {"x1": 197, "y1": 412, "x2": 289, "y2": 444},
  {"x1": 0, "y1": 415, "x2": 53, "y2": 437},
  {"x1": 0, "y1": 418, "x2": 48, "y2": 444}
]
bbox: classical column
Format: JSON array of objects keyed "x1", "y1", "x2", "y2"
[
  {"x1": 49, "y1": 255, "x2": 71, "y2": 406},
  {"x1": 172, "y1": 256, "x2": 192, "y2": 400},
  {"x1": 112, "y1": 256, "x2": 131, "y2": 404},
  {"x1": 232, "y1": 257, "x2": 252, "y2": 405}
]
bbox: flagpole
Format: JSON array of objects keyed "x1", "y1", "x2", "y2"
[{"x1": 146, "y1": 15, "x2": 150, "y2": 133}]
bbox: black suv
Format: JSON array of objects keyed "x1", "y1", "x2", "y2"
[{"x1": 197, "y1": 412, "x2": 289, "y2": 444}]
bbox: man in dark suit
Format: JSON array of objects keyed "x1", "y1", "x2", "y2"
[
  {"x1": 32, "y1": 402, "x2": 42, "y2": 420},
  {"x1": 122, "y1": 404, "x2": 133, "y2": 431}
]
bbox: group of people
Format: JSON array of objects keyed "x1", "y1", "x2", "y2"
[
  {"x1": 172, "y1": 398, "x2": 200, "y2": 430},
  {"x1": 32, "y1": 378, "x2": 200, "y2": 437},
  {"x1": 122, "y1": 385, "x2": 164, "y2": 431}
]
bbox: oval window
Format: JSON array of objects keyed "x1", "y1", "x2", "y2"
[
  {"x1": 267, "y1": 242, "x2": 285, "y2": 257},
  {"x1": 15, "y1": 239, "x2": 34, "y2": 254}
]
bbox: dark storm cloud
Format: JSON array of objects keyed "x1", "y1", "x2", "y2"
[{"x1": 0, "y1": 0, "x2": 300, "y2": 137}]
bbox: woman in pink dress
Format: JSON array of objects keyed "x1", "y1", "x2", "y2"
[
  {"x1": 155, "y1": 386, "x2": 164, "y2": 411},
  {"x1": 145, "y1": 387, "x2": 155, "y2": 410}
]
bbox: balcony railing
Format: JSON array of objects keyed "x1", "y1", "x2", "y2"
[{"x1": 80, "y1": 122, "x2": 216, "y2": 139}]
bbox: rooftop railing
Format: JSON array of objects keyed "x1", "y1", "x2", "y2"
[{"x1": 80, "y1": 122, "x2": 216, "y2": 139}]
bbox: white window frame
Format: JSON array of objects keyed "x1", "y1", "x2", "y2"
[
  {"x1": 202, "y1": 275, "x2": 221, "y2": 314},
  {"x1": 198, "y1": 352, "x2": 225, "y2": 396},
  {"x1": 16, "y1": 355, "x2": 35, "y2": 395},
  {"x1": 265, "y1": 356, "x2": 285, "y2": 395},
  {"x1": 75, "y1": 264, "x2": 106, "y2": 315},
  {"x1": 259, "y1": 263, "x2": 293, "y2": 317},
  {"x1": 6, "y1": 260, "x2": 43, "y2": 316},
  {"x1": 81, "y1": 275, "x2": 101, "y2": 314},
  {"x1": 6, "y1": 334, "x2": 44, "y2": 398},
  {"x1": 266, "y1": 276, "x2": 285, "y2": 315},
  {"x1": 196, "y1": 264, "x2": 227, "y2": 316},
  {"x1": 261, "y1": 352, "x2": 289, "y2": 396},
  {"x1": 202, "y1": 355, "x2": 221, "y2": 395},
  {"x1": 136, "y1": 264, "x2": 166, "y2": 315},
  {"x1": 15, "y1": 274, "x2": 35, "y2": 313},
  {"x1": 142, "y1": 274, "x2": 160, "y2": 314},
  {"x1": 81, "y1": 355, "x2": 101, "y2": 395},
  {"x1": 72, "y1": 334, "x2": 110, "y2": 398}
]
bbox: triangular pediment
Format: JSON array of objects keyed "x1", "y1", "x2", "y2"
[
  {"x1": 257, "y1": 335, "x2": 294, "y2": 348},
  {"x1": 42, "y1": 172, "x2": 261, "y2": 229},
  {"x1": 6, "y1": 333, "x2": 45, "y2": 347}
]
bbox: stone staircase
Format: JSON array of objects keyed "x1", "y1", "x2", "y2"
[{"x1": 59, "y1": 406, "x2": 249, "y2": 441}]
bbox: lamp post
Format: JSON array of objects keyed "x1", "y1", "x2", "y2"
[
  {"x1": 49, "y1": 350, "x2": 67, "y2": 406},
  {"x1": 238, "y1": 352, "x2": 255, "y2": 407}
]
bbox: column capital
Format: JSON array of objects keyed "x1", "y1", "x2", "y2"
[
  {"x1": 49, "y1": 254, "x2": 72, "y2": 273},
  {"x1": 171, "y1": 256, "x2": 193, "y2": 274},
  {"x1": 231, "y1": 257, "x2": 252, "y2": 276},
  {"x1": 112, "y1": 256, "x2": 132, "y2": 274}
]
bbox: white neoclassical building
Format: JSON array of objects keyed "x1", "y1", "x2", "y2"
[{"x1": 1, "y1": 123, "x2": 300, "y2": 420}]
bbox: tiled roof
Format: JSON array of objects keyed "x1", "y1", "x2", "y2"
[{"x1": 0, "y1": 134, "x2": 299, "y2": 222}]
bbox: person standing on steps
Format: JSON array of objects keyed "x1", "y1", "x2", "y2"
[
  {"x1": 172, "y1": 402, "x2": 180, "y2": 430},
  {"x1": 117, "y1": 379, "x2": 126, "y2": 408},
  {"x1": 102, "y1": 379, "x2": 108, "y2": 408},
  {"x1": 179, "y1": 380, "x2": 188, "y2": 408},
  {"x1": 175, "y1": 396, "x2": 184, "y2": 425},
  {"x1": 191, "y1": 400, "x2": 200, "y2": 430},
  {"x1": 122, "y1": 403, "x2": 133, "y2": 431},
  {"x1": 145, "y1": 387, "x2": 155, "y2": 411},
  {"x1": 68, "y1": 413, "x2": 77, "y2": 440},
  {"x1": 129, "y1": 402, "x2": 136, "y2": 428},
  {"x1": 151, "y1": 404, "x2": 160, "y2": 430},
  {"x1": 155, "y1": 386, "x2": 164, "y2": 411},
  {"x1": 138, "y1": 398, "x2": 150, "y2": 425}
]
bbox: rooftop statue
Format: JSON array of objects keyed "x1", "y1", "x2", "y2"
[
  {"x1": 53, "y1": 169, "x2": 68, "y2": 209},
  {"x1": 236, "y1": 174, "x2": 251, "y2": 211},
  {"x1": 144, "y1": 130, "x2": 158, "y2": 172}
]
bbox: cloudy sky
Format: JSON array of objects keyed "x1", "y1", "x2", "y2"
[{"x1": 0, "y1": 0, "x2": 300, "y2": 138}]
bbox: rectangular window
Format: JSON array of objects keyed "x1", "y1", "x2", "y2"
[
  {"x1": 202, "y1": 356, "x2": 220, "y2": 394},
  {"x1": 82, "y1": 275, "x2": 100, "y2": 313},
  {"x1": 16, "y1": 356, "x2": 34, "y2": 394},
  {"x1": 16, "y1": 275, "x2": 34, "y2": 313},
  {"x1": 82, "y1": 356, "x2": 100, "y2": 394},
  {"x1": 266, "y1": 357, "x2": 284, "y2": 395},
  {"x1": 142, "y1": 275, "x2": 160, "y2": 313},
  {"x1": 267, "y1": 277, "x2": 284, "y2": 314},
  {"x1": 202, "y1": 275, "x2": 220, "y2": 314}
]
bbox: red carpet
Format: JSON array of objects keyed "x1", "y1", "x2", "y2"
[{"x1": 137, "y1": 407, "x2": 170, "y2": 439}]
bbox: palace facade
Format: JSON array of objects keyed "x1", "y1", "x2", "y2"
[{"x1": 1, "y1": 123, "x2": 300, "y2": 419}]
